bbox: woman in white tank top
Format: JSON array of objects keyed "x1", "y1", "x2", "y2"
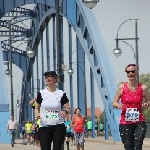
[{"x1": 35, "y1": 71, "x2": 70, "y2": 150}]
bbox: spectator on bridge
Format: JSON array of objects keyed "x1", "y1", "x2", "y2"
[
  {"x1": 71, "y1": 108, "x2": 85, "y2": 150},
  {"x1": 20, "y1": 121, "x2": 26, "y2": 143},
  {"x1": 29, "y1": 97, "x2": 41, "y2": 147},
  {"x1": 7, "y1": 114, "x2": 18, "y2": 147},
  {"x1": 95, "y1": 116, "x2": 98, "y2": 137},
  {"x1": 113, "y1": 64, "x2": 150, "y2": 150},
  {"x1": 70, "y1": 126, "x2": 75, "y2": 146},
  {"x1": 65, "y1": 115, "x2": 71, "y2": 150},
  {"x1": 25, "y1": 120, "x2": 32, "y2": 145},
  {"x1": 87, "y1": 118, "x2": 92, "y2": 137},
  {"x1": 35, "y1": 70, "x2": 70, "y2": 150},
  {"x1": 99, "y1": 122, "x2": 104, "y2": 136}
]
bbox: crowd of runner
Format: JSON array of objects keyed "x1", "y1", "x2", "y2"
[{"x1": 7, "y1": 66, "x2": 150, "y2": 150}]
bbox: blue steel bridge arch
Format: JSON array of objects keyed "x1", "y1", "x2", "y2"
[{"x1": 0, "y1": 0, "x2": 121, "y2": 141}]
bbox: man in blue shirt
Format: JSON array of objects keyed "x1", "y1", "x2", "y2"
[
  {"x1": 65, "y1": 115, "x2": 71, "y2": 150},
  {"x1": 20, "y1": 121, "x2": 26, "y2": 144}
]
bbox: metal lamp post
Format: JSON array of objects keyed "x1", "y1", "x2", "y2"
[
  {"x1": 8, "y1": 20, "x2": 14, "y2": 115},
  {"x1": 55, "y1": 0, "x2": 99, "y2": 149},
  {"x1": 56, "y1": 0, "x2": 100, "y2": 89},
  {"x1": 8, "y1": 19, "x2": 35, "y2": 115},
  {"x1": 56, "y1": 0, "x2": 64, "y2": 90},
  {"x1": 113, "y1": 18, "x2": 139, "y2": 82}
]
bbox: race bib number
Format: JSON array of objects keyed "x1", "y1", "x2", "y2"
[
  {"x1": 27, "y1": 127, "x2": 30, "y2": 130},
  {"x1": 22, "y1": 127, "x2": 25, "y2": 130},
  {"x1": 67, "y1": 125, "x2": 70, "y2": 130},
  {"x1": 44, "y1": 110, "x2": 59, "y2": 124},
  {"x1": 125, "y1": 108, "x2": 139, "y2": 122}
]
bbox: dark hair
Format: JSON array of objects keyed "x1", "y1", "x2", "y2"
[
  {"x1": 43, "y1": 71, "x2": 57, "y2": 77},
  {"x1": 125, "y1": 64, "x2": 139, "y2": 72},
  {"x1": 74, "y1": 108, "x2": 81, "y2": 114}
]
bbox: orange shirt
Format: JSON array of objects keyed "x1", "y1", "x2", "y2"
[{"x1": 73, "y1": 116, "x2": 84, "y2": 133}]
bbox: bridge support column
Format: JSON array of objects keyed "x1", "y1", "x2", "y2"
[
  {"x1": 90, "y1": 68, "x2": 95, "y2": 138},
  {"x1": 52, "y1": 16, "x2": 56, "y2": 71},
  {"x1": 46, "y1": 20, "x2": 50, "y2": 70},
  {"x1": 26, "y1": 80, "x2": 32, "y2": 121},
  {"x1": 68, "y1": 24, "x2": 74, "y2": 118},
  {"x1": 40, "y1": 30, "x2": 44, "y2": 89},
  {"x1": 76, "y1": 38, "x2": 85, "y2": 115},
  {"x1": 104, "y1": 109, "x2": 109, "y2": 139},
  {"x1": 0, "y1": 41, "x2": 10, "y2": 143}
]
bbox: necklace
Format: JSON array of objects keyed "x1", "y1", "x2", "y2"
[{"x1": 128, "y1": 85, "x2": 138, "y2": 91}]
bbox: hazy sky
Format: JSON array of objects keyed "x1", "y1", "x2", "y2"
[{"x1": 2, "y1": 1, "x2": 150, "y2": 117}]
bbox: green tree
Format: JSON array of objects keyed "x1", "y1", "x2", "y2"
[
  {"x1": 140, "y1": 73, "x2": 150, "y2": 122},
  {"x1": 118, "y1": 81, "x2": 124, "y2": 87},
  {"x1": 98, "y1": 111, "x2": 104, "y2": 123}
]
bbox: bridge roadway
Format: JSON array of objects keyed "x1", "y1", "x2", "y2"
[{"x1": 0, "y1": 136, "x2": 149, "y2": 150}]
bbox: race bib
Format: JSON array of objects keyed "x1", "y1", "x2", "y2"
[
  {"x1": 125, "y1": 108, "x2": 139, "y2": 122},
  {"x1": 67, "y1": 125, "x2": 70, "y2": 130},
  {"x1": 44, "y1": 110, "x2": 59, "y2": 124},
  {"x1": 22, "y1": 127, "x2": 25, "y2": 130},
  {"x1": 27, "y1": 127, "x2": 31, "y2": 130}
]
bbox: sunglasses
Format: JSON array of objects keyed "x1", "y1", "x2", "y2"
[
  {"x1": 45, "y1": 75, "x2": 55, "y2": 79},
  {"x1": 126, "y1": 70, "x2": 136, "y2": 74}
]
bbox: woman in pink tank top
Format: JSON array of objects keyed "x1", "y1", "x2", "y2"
[{"x1": 113, "y1": 64, "x2": 150, "y2": 150}]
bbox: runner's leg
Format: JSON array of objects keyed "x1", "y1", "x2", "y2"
[
  {"x1": 119, "y1": 124, "x2": 134, "y2": 150},
  {"x1": 134, "y1": 122, "x2": 146, "y2": 150}
]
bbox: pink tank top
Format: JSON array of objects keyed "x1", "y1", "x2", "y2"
[{"x1": 120, "y1": 82, "x2": 145, "y2": 124}]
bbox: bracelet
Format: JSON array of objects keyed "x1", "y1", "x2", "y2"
[{"x1": 142, "y1": 103, "x2": 150, "y2": 107}]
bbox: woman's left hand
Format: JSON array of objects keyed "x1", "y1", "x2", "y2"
[
  {"x1": 60, "y1": 110, "x2": 67, "y2": 117},
  {"x1": 142, "y1": 103, "x2": 149, "y2": 109}
]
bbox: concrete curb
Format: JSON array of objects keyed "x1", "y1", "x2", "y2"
[{"x1": 85, "y1": 138, "x2": 150, "y2": 148}]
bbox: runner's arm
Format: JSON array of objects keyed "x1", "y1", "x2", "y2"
[
  {"x1": 35, "y1": 93, "x2": 41, "y2": 120},
  {"x1": 29, "y1": 97, "x2": 37, "y2": 106},
  {"x1": 63, "y1": 103, "x2": 70, "y2": 114},
  {"x1": 142, "y1": 85, "x2": 150, "y2": 106},
  {"x1": 71, "y1": 118, "x2": 76, "y2": 127},
  {"x1": 112, "y1": 84, "x2": 123, "y2": 108},
  {"x1": 35, "y1": 103, "x2": 41, "y2": 119}
]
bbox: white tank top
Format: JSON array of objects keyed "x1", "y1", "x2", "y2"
[{"x1": 40, "y1": 88, "x2": 65, "y2": 127}]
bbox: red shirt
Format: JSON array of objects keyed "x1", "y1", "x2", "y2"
[
  {"x1": 73, "y1": 116, "x2": 84, "y2": 133},
  {"x1": 120, "y1": 82, "x2": 145, "y2": 124}
]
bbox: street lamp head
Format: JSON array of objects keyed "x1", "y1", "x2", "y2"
[
  {"x1": 5, "y1": 69, "x2": 10, "y2": 76},
  {"x1": 16, "y1": 99, "x2": 20, "y2": 108},
  {"x1": 27, "y1": 50, "x2": 35, "y2": 58},
  {"x1": 28, "y1": 93, "x2": 32, "y2": 98},
  {"x1": 16, "y1": 103, "x2": 20, "y2": 108},
  {"x1": 113, "y1": 48, "x2": 122, "y2": 57},
  {"x1": 82, "y1": 0, "x2": 99, "y2": 9},
  {"x1": 67, "y1": 68, "x2": 74, "y2": 75}
]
